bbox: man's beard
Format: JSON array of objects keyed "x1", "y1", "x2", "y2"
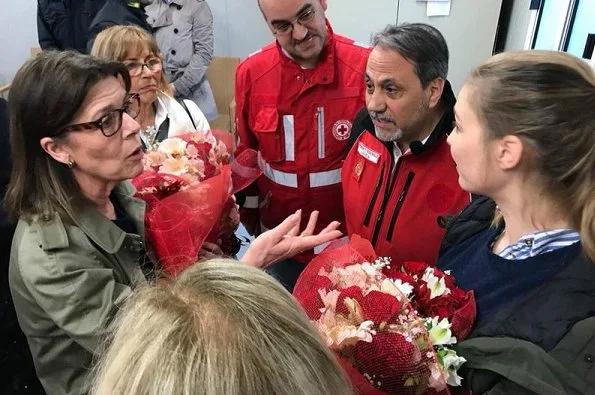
[
  {"x1": 286, "y1": 31, "x2": 327, "y2": 62},
  {"x1": 370, "y1": 96, "x2": 430, "y2": 143}
]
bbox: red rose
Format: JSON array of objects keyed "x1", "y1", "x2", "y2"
[
  {"x1": 354, "y1": 332, "x2": 419, "y2": 393},
  {"x1": 415, "y1": 283, "x2": 432, "y2": 310},
  {"x1": 402, "y1": 261, "x2": 429, "y2": 277},
  {"x1": 427, "y1": 294, "x2": 457, "y2": 321},
  {"x1": 293, "y1": 275, "x2": 333, "y2": 320},
  {"x1": 204, "y1": 161, "x2": 218, "y2": 178},
  {"x1": 361, "y1": 291, "x2": 403, "y2": 324},
  {"x1": 299, "y1": 291, "x2": 325, "y2": 320},
  {"x1": 450, "y1": 290, "x2": 477, "y2": 340},
  {"x1": 312, "y1": 275, "x2": 333, "y2": 291},
  {"x1": 336, "y1": 286, "x2": 365, "y2": 316}
]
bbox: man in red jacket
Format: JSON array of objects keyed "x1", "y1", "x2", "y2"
[
  {"x1": 235, "y1": 0, "x2": 369, "y2": 290},
  {"x1": 342, "y1": 23, "x2": 470, "y2": 266}
]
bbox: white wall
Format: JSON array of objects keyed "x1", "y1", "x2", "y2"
[
  {"x1": 397, "y1": 0, "x2": 503, "y2": 94},
  {"x1": 0, "y1": 0, "x2": 39, "y2": 85},
  {"x1": 206, "y1": 0, "x2": 398, "y2": 59},
  {"x1": 504, "y1": 0, "x2": 534, "y2": 51}
]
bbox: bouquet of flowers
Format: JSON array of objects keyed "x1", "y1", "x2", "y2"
[
  {"x1": 132, "y1": 130, "x2": 261, "y2": 276},
  {"x1": 293, "y1": 236, "x2": 476, "y2": 394}
]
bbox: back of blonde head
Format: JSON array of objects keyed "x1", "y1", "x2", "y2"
[
  {"x1": 91, "y1": 259, "x2": 354, "y2": 395},
  {"x1": 467, "y1": 50, "x2": 595, "y2": 260}
]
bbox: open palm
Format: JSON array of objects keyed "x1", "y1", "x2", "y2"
[{"x1": 241, "y1": 210, "x2": 342, "y2": 269}]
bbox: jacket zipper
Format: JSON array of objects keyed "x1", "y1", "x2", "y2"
[
  {"x1": 386, "y1": 171, "x2": 415, "y2": 242},
  {"x1": 317, "y1": 107, "x2": 325, "y2": 159},
  {"x1": 363, "y1": 163, "x2": 385, "y2": 227},
  {"x1": 371, "y1": 159, "x2": 402, "y2": 246}
]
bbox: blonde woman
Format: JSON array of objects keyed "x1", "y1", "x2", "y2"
[
  {"x1": 91, "y1": 25, "x2": 210, "y2": 148},
  {"x1": 438, "y1": 51, "x2": 595, "y2": 393},
  {"x1": 91, "y1": 259, "x2": 354, "y2": 395}
]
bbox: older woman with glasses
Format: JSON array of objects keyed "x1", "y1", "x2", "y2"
[
  {"x1": 91, "y1": 24, "x2": 210, "y2": 149},
  {"x1": 5, "y1": 50, "x2": 342, "y2": 395}
]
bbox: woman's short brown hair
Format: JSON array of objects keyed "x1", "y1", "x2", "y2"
[
  {"x1": 4, "y1": 51, "x2": 130, "y2": 222},
  {"x1": 91, "y1": 259, "x2": 355, "y2": 395},
  {"x1": 91, "y1": 25, "x2": 171, "y2": 95}
]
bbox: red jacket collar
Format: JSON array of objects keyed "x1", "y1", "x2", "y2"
[{"x1": 276, "y1": 19, "x2": 336, "y2": 86}]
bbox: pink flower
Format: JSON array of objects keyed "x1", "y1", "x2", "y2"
[
  {"x1": 185, "y1": 144, "x2": 199, "y2": 158},
  {"x1": 143, "y1": 151, "x2": 167, "y2": 171}
]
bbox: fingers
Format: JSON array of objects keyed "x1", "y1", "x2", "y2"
[
  {"x1": 274, "y1": 209, "x2": 302, "y2": 237},
  {"x1": 303, "y1": 230, "x2": 343, "y2": 248},
  {"x1": 300, "y1": 210, "x2": 319, "y2": 237},
  {"x1": 318, "y1": 220, "x2": 341, "y2": 234}
]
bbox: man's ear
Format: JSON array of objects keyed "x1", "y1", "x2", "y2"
[
  {"x1": 40, "y1": 137, "x2": 71, "y2": 166},
  {"x1": 320, "y1": 0, "x2": 328, "y2": 11},
  {"x1": 494, "y1": 135, "x2": 524, "y2": 170},
  {"x1": 426, "y1": 78, "x2": 445, "y2": 109}
]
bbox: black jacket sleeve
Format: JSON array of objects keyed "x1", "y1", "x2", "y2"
[
  {"x1": 37, "y1": 0, "x2": 72, "y2": 50},
  {"x1": 344, "y1": 107, "x2": 373, "y2": 157}
]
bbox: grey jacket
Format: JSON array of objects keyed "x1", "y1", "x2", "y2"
[
  {"x1": 146, "y1": 0, "x2": 218, "y2": 121},
  {"x1": 9, "y1": 182, "x2": 149, "y2": 395},
  {"x1": 457, "y1": 317, "x2": 595, "y2": 394}
]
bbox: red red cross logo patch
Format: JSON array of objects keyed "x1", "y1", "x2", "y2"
[{"x1": 332, "y1": 120, "x2": 352, "y2": 141}]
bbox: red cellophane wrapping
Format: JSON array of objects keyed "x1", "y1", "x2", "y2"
[
  {"x1": 293, "y1": 236, "x2": 452, "y2": 395},
  {"x1": 132, "y1": 131, "x2": 261, "y2": 276}
]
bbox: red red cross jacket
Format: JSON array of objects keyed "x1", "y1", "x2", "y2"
[
  {"x1": 235, "y1": 22, "x2": 369, "y2": 246},
  {"x1": 342, "y1": 87, "x2": 470, "y2": 265}
]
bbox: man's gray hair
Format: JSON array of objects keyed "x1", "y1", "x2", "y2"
[{"x1": 372, "y1": 23, "x2": 449, "y2": 88}]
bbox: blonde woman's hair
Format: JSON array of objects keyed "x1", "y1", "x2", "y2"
[
  {"x1": 91, "y1": 25, "x2": 171, "y2": 95},
  {"x1": 91, "y1": 259, "x2": 354, "y2": 395},
  {"x1": 466, "y1": 50, "x2": 595, "y2": 260}
]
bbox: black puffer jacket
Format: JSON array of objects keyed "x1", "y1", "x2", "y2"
[
  {"x1": 87, "y1": 0, "x2": 153, "y2": 52},
  {"x1": 37, "y1": 0, "x2": 106, "y2": 53}
]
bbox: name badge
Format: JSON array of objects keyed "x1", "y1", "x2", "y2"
[{"x1": 357, "y1": 142, "x2": 380, "y2": 164}]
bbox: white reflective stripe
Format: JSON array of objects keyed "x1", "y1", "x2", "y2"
[
  {"x1": 317, "y1": 107, "x2": 325, "y2": 159},
  {"x1": 314, "y1": 236, "x2": 349, "y2": 254},
  {"x1": 309, "y1": 168, "x2": 341, "y2": 188},
  {"x1": 243, "y1": 196, "x2": 259, "y2": 209},
  {"x1": 259, "y1": 158, "x2": 298, "y2": 188},
  {"x1": 283, "y1": 115, "x2": 295, "y2": 161}
]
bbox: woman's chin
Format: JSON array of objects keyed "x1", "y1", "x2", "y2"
[{"x1": 140, "y1": 91, "x2": 158, "y2": 105}]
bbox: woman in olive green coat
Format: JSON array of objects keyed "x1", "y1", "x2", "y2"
[{"x1": 5, "y1": 51, "x2": 341, "y2": 395}]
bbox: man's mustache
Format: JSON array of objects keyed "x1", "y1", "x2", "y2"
[
  {"x1": 369, "y1": 111, "x2": 396, "y2": 124},
  {"x1": 294, "y1": 33, "x2": 315, "y2": 45}
]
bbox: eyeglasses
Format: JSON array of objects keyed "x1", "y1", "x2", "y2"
[
  {"x1": 272, "y1": 7, "x2": 316, "y2": 37},
  {"x1": 58, "y1": 94, "x2": 141, "y2": 137},
  {"x1": 123, "y1": 57, "x2": 163, "y2": 77}
]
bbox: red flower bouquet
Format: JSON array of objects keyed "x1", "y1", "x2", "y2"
[
  {"x1": 293, "y1": 236, "x2": 476, "y2": 394},
  {"x1": 132, "y1": 130, "x2": 261, "y2": 275}
]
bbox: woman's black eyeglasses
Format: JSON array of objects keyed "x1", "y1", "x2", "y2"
[{"x1": 57, "y1": 94, "x2": 141, "y2": 137}]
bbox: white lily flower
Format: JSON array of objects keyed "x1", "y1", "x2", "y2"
[
  {"x1": 425, "y1": 317, "x2": 457, "y2": 346},
  {"x1": 392, "y1": 279, "x2": 414, "y2": 297},
  {"x1": 441, "y1": 350, "x2": 467, "y2": 386},
  {"x1": 422, "y1": 268, "x2": 451, "y2": 299}
]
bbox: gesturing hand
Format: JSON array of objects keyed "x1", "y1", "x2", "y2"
[{"x1": 241, "y1": 210, "x2": 342, "y2": 269}]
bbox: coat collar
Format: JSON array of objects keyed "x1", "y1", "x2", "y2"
[{"x1": 73, "y1": 181, "x2": 146, "y2": 254}]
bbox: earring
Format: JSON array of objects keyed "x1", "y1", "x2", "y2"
[{"x1": 67, "y1": 160, "x2": 74, "y2": 168}]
